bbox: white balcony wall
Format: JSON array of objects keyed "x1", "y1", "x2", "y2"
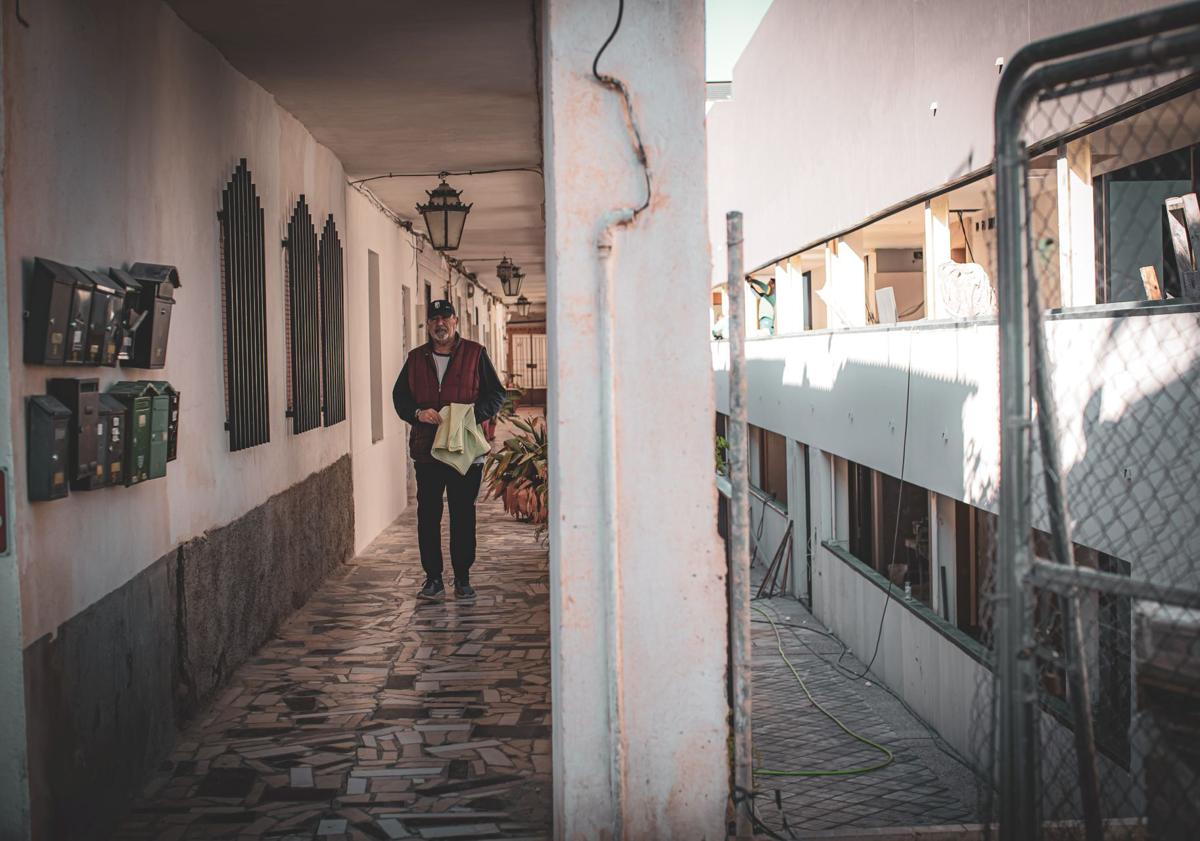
[{"x1": 714, "y1": 303, "x2": 1200, "y2": 581}]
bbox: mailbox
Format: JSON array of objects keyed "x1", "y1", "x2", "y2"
[
  {"x1": 107, "y1": 381, "x2": 154, "y2": 485},
  {"x1": 146, "y1": 387, "x2": 169, "y2": 480},
  {"x1": 47, "y1": 377, "x2": 101, "y2": 488},
  {"x1": 99, "y1": 395, "x2": 127, "y2": 487},
  {"x1": 24, "y1": 258, "x2": 87, "y2": 365},
  {"x1": 125, "y1": 263, "x2": 179, "y2": 369},
  {"x1": 142, "y1": 381, "x2": 180, "y2": 461},
  {"x1": 109, "y1": 268, "x2": 146, "y2": 363},
  {"x1": 81, "y1": 269, "x2": 124, "y2": 366},
  {"x1": 63, "y1": 269, "x2": 95, "y2": 365},
  {"x1": 27, "y1": 395, "x2": 72, "y2": 501}
]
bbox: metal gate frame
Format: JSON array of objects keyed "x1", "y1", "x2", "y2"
[{"x1": 992, "y1": 6, "x2": 1200, "y2": 839}]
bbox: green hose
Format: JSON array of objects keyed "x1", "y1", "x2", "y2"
[{"x1": 751, "y1": 605, "x2": 895, "y2": 778}]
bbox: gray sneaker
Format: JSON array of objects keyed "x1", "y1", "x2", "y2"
[
  {"x1": 417, "y1": 578, "x2": 445, "y2": 601},
  {"x1": 454, "y1": 581, "x2": 477, "y2": 601}
]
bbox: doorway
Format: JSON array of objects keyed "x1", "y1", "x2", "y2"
[{"x1": 508, "y1": 331, "x2": 547, "y2": 407}]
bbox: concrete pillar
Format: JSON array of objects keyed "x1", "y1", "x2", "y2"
[
  {"x1": 1056, "y1": 139, "x2": 1097, "y2": 308},
  {"x1": 821, "y1": 237, "x2": 868, "y2": 328},
  {"x1": 924, "y1": 195, "x2": 951, "y2": 320},
  {"x1": 542, "y1": 1, "x2": 728, "y2": 838}
]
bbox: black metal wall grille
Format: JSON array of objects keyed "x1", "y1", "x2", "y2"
[
  {"x1": 219, "y1": 159, "x2": 270, "y2": 452},
  {"x1": 319, "y1": 214, "x2": 347, "y2": 426},
  {"x1": 284, "y1": 196, "x2": 322, "y2": 435}
]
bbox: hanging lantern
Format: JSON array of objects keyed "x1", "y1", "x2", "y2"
[
  {"x1": 417, "y1": 175, "x2": 472, "y2": 251},
  {"x1": 516, "y1": 295, "x2": 531, "y2": 318},
  {"x1": 466, "y1": 281, "x2": 475, "y2": 299},
  {"x1": 496, "y1": 256, "x2": 523, "y2": 297}
]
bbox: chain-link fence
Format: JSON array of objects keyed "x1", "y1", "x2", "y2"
[{"x1": 978, "y1": 7, "x2": 1200, "y2": 840}]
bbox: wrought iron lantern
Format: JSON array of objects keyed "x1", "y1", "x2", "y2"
[
  {"x1": 466, "y1": 281, "x2": 476, "y2": 299},
  {"x1": 496, "y1": 256, "x2": 523, "y2": 297},
  {"x1": 417, "y1": 175, "x2": 472, "y2": 251},
  {"x1": 516, "y1": 295, "x2": 531, "y2": 318}
]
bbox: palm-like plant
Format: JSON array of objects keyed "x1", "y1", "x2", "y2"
[
  {"x1": 483, "y1": 415, "x2": 548, "y2": 525},
  {"x1": 497, "y1": 386, "x2": 524, "y2": 422}
]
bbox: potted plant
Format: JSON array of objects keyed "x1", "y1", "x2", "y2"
[
  {"x1": 497, "y1": 386, "x2": 524, "y2": 422},
  {"x1": 483, "y1": 416, "x2": 548, "y2": 526}
]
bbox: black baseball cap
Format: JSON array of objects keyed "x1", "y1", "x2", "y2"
[{"x1": 427, "y1": 299, "x2": 456, "y2": 319}]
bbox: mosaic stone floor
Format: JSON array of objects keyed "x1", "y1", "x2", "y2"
[
  {"x1": 111, "y1": 491, "x2": 551, "y2": 841},
  {"x1": 749, "y1": 593, "x2": 981, "y2": 838}
]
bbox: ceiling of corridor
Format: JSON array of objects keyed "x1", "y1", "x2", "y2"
[{"x1": 169, "y1": 0, "x2": 546, "y2": 307}]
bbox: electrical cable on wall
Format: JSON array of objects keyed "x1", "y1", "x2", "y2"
[
  {"x1": 592, "y1": 0, "x2": 652, "y2": 218},
  {"x1": 348, "y1": 165, "x2": 543, "y2": 188},
  {"x1": 838, "y1": 342, "x2": 915, "y2": 680}
]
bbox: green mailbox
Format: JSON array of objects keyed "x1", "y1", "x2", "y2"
[
  {"x1": 107, "y1": 381, "x2": 154, "y2": 485},
  {"x1": 141, "y1": 381, "x2": 179, "y2": 462},
  {"x1": 146, "y1": 386, "x2": 169, "y2": 479}
]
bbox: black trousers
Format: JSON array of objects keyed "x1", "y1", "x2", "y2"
[{"x1": 415, "y1": 461, "x2": 484, "y2": 582}]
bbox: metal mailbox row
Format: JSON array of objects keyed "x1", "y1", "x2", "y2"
[
  {"x1": 27, "y1": 378, "x2": 180, "y2": 502},
  {"x1": 24, "y1": 257, "x2": 180, "y2": 369}
]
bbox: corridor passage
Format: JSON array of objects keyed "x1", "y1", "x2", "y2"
[
  {"x1": 112, "y1": 496, "x2": 552, "y2": 841},
  {"x1": 749, "y1": 596, "x2": 979, "y2": 838}
]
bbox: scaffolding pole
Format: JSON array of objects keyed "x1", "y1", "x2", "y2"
[{"x1": 726, "y1": 211, "x2": 753, "y2": 840}]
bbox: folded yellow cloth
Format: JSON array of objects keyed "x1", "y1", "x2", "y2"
[{"x1": 431, "y1": 402, "x2": 490, "y2": 475}]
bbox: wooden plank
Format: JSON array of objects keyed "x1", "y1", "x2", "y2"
[
  {"x1": 1165, "y1": 196, "x2": 1193, "y2": 275},
  {"x1": 1181, "y1": 194, "x2": 1200, "y2": 301},
  {"x1": 1141, "y1": 266, "x2": 1163, "y2": 301},
  {"x1": 1180, "y1": 193, "x2": 1200, "y2": 257}
]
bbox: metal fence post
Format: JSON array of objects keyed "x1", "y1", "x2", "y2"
[
  {"x1": 994, "y1": 77, "x2": 1040, "y2": 841},
  {"x1": 726, "y1": 211, "x2": 753, "y2": 839}
]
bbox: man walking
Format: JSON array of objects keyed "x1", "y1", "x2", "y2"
[{"x1": 393, "y1": 300, "x2": 506, "y2": 602}]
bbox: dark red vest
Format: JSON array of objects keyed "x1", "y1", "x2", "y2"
[{"x1": 407, "y1": 337, "x2": 483, "y2": 462}]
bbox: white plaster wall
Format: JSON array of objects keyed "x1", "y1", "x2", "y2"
[
  {"x1": 2, "y1": 0, "x2": 405, "y2": 644},
  {"x1": 714, "y1": 305, "x2": 1200, "y2": 580},
  {"x1": 706, "y1": 0, "x2": 1176, "y2": 283},
  {"x1": 813, "y1": 541, "x2": 986, "y2": 759},
  {"x1": 543, "y1": 0, "x2": 728, "y2": 835},
  {"x1": 344, "y1": 187, "x2": 419, "y2": 553}
]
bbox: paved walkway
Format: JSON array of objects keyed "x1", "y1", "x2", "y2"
[
  {"x1": 749, "y1": 594, "x2": 981, "y2": 839},
  {"x1": 112, "y1": 493, "x2": 551, "y2": 840}
]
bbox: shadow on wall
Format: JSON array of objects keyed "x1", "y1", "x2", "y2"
[
  {"x1": 731, "y1": 336, "x2": 985, "y2": 508},
  {"x1": 1039, "y1": 311, "x2": 1200, "y2": 585}
]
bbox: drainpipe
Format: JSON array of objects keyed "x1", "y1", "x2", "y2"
[
  {"x1": 726, "y1": 211, "x2": 753, "y2": 840},
  {"x1": 596, "y1": 209, "x2": 634, "y2": 840}
]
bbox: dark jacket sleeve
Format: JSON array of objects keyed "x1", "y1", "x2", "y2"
[
  {"x1": 393, "y1": 358, "x2": 418, "y2": 424},
  {"x1": 474, "y1": 349, "x2": 506, "y2": 423}
]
